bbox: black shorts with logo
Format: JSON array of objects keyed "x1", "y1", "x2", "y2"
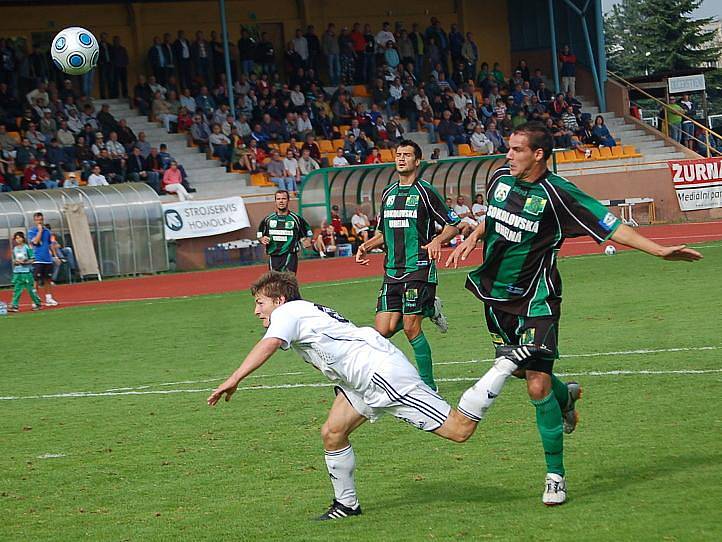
[
  {"x1": 32, "y1": 263, "x2": 53, "y2": 285},
  {"x1": 484, "y1": 305, "x2": 560, "y2": 374},
  {"x1": 269, "y1": 253, "x2": 298, "y2": 273},
  {"x1": 376, "y1": 280, "x2": 436, "y2": 317}
]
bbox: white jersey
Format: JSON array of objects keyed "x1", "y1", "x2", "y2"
[{"x1": 263, "y1": 300, "x2": 421, "y2": 406}]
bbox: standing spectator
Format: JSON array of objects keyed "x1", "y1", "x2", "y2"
[
  {"x1": 148, "y1": 37, "x2": 167, "y2": 84},
  {"x1": 192, "y1": 31, "x2": 212, "y2": 85},
  {"x1": 133, "y1": 75, "x2": 153, "y2": 116},
  {"x1": 558, "y1": 44, "x2": 576, "y2": 96},
  {"x1": 338, "y1": 27, "x2": 356, "y2": 85},
  {"x1": 448, "y1": 24, "x2": 464, "y2": 69},
  {"x1": 162, "y1": 33, "x2": 176, "y2": 85},
  {"x1": 256, "y1": 32, "x2": 276, "y2": 75},
  {"x1": 461, "y1": 32, "x2": 478, "y2": 81},
  {"x1": 28, "y1": 212, "x2": 59, "y2": 306},
  {"x1": 173, "y1": 30, "x2": 193, "y2": 89},
  {"x1": 292, "y1": 29, "x2": 309, "y2": 68},
  {"x1": 305, "y1": 25, "x2": 321, "y2": 75},
  {"x1": 237, "y1": 28, "x2": 255, "y2": 76},
  {"x1": 8, "y1": 231, "x2": 42, "y2": 312},
  {"x1": 111, "y1": 36, "x2": 129, "y2": 99},
  {"x1": 375, "y1": 22, "x2": 395, "y2": 49},
  {"x1": 362, "y1": 24, "x2": 376, "y2": 84},
  {"x1": 97, "y1": 33, "x2": 114, "y2": 99},
  {"x1": 679, "y1": 93, "x2": 696, "y2": 149},
  {"x1": 349, "y1": 23, "x2": 366, "y2": 83},
  {"x1": 322, "y1": 24, "x2": 340, "y2": 85}
]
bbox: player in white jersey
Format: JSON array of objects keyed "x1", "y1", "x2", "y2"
[{"x1": 208, "y1": 271, "x2": 532, "y2": 520}]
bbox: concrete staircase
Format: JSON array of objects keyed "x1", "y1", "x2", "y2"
[
  {"x1": 557, "y1": 96, "x2": 689, "y2": 175},
  {"x1": 94, "y1": 98, "x2": 273, "y2": 200}
]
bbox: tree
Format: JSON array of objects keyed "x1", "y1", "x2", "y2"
[{"x1": 604, "y1": 0, "x2": 721, "y2": 77}]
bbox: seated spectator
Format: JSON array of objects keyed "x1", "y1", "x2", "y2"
[
  {"x1": 365, "y1": 147, "x2": 382, "y2": 164},
  {"x1": 128, "y1": 132, "x2": 149, "y2": 160},
  {"x1": 437, "y1": 110, "x2": 466, "y2": 156},
  {"x1": 313, "y1": 222, "x2": 336, "y2": 258},
  {"x1": 469, "y1": 124, "x2": 494, "y2": 155},
  {"x1": 351, "y1": 207, "x2": 371, "y2": 243},
  {"x1": 453, "y1": 195, "x2": 477, "y2": 237},
  {"x1": 176, "y1": 107, "x2": 193, "y2": 133},
  {"x1": 332, "y1": 147, "x2": 349, "y2": 167},
  {"x1": 429, "y1": 148, "x2": 441, "y2": 160},
  {"x1": 296, "y1": 111, "x2": 313, "y2": 140},
  {"x1": 209, "y1": 124, "x2": 232, "y2": 168},
  {"x1": 126, "y1": 146, "x2": 160, "y2": 193},
  {"x1": 63, "y1": 172, "x2": 79, "y2": 188},
  {"x1": 179, "y1": 88, "x2": 196, "y2": 112},
  {"x1": 485, "y1": 120, "x2": 507, "y2": 153},
  {"x1": 157, "y1": 144, "x2": 194, "y2": 195},
  {"x1": 66, "y1": 110, "x2": 83, "y2": 135},
  {"x1": 152, "y1": 91, "x2": 177, "y2": 132},
  {"x1": 162, "y1": 161, "x2": 193, "y2": 200},
  {"x1": 190, "y1": 115, "x2": 211, "y2": 150},
  {"x1": 46, "y1": 139, "x2": 73, "y2": 171},
  {"x1": 74, "y1": 136, "x2": 94, "y2": 173},
  {"x1": 56, "y1": 120, "x2": 76, "y2": 149},
  {"x1": 87, "y1": 164, "x2": 109, "y2": 186},
  {"x1": 91, "y1": 132, "x2": 106, "y2": 157},
  {"x1": 592, "y1": 115, "x2": 616, "y2": 147},
  {"x1": 106, "y1": 131, "x2": 127, "y2": 164},
  {"x1": 298, "y1": 147, "x2": 320, "y2": 178},
  {"x1": 195, "y1": 86, "x2": 216, "y2": 117},
  {"x1": 266, "y1": 149, "x2": 297, "y2": 193},
  {"x1": 471, "y1": 193, "x2": 487, "y2": 220},
  {"x1": 116, "y1": 119, "x2": 137, "y2": 149},
  {"x1": 39, "y1": 109, "x2": 57, "y2": 141},
  {"x1": 282, "y1": 148, "x2": 301, "y2": 190},
  {"x1": 238, "y1": 138, "x2": 266, "y2": 172},
  {"x1": 26, "y1": 123, "x2": 45, "y2": 149},
  {"x1": 260, "y1": 113, "x2": 284, "y2": 143},
  {"x1": 97, "y1": 104, "x2": 120, "y2": 135},
  {"x1": 96, "y1": 148, "x2": 124, "y2": 183}
]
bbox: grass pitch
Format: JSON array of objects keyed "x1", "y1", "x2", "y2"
[{"x1": 2, "y1": 244, "x2": 722, "y2": 541}]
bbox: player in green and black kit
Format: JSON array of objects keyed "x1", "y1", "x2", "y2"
[
  {"x1": 258, "y1": 190, "x2": 313, "y2": 273},
  {"x1": 447, "y1": 123, "x2": 702, "y2": 505},
  {"x1": 356, "y1": 140, "x2": 461, "y2": 391}
]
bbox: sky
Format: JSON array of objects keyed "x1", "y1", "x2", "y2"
[{"x1": 602, "y1": 0, "x2": 721, "y2": 19}]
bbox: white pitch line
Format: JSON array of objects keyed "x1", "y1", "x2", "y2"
[
  {"x1": 1, "y1": 368, "x2": 721, "y2": 401},
  {"x1": 1, "y1": 344, "x2": 720, "y2": 402}
]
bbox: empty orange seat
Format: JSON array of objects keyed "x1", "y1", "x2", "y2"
[
  {"x1": 599, "y1": 147, "x2": 613, "y2": 159},
  {"x1": 332, "y1": 139, "x2": 345, "y2": 151},
  {"x1": 622, "y1": 145, "x2": 641, "y2": 158},
  {"x1": 324, "y1": 153, "x2": 337, "y2": 164},
  {"x1": 352, "y1": 85, "x2": 370, "y2": 97},
  {"x1": 278, "y1": 142, "x2": 290, "y2": 155},
  {"x1": 339, "y1": 125, "x2": 351, "y2": 136},
  {"x1": 589, "y1": 148, "x2": 602, "y2": 160},
  {"x1": 611, "y1": 145, "x2": 624, "y2": 158},
  {"x1": 318, "y1": 139, "x2": 333, "y2": 153},
  {"x1": 250, "y1": 172, "x2": 275, "y2": 187},
  {"x1": 457, "y1": 144, "x2": 475, "y2": 156},
  {"x1": 379, "y1": 149, "x2": 394, "y2": 162},
  {"x1": 563, "y1": 150, "x2": 578, "y2": 162}
]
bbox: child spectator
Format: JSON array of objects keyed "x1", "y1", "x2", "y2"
[{"x1": 8, "y1": 231, "x2": 42, "y2": 312}]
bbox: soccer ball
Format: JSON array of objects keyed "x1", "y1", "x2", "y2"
[
  {"x1": 51, "y1": 27, "x2": 99, "y2": 75},
  {"x1": 604, "y1": 245, "x2": 617, "y2": 256}
]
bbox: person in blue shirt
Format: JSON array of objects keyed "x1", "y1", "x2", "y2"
[{"x1": 28, "y1": 212, "x2": 60, "y2": 306}]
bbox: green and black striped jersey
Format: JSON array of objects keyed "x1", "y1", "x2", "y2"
[
  {"x1": 258, "y1": 211, "x2": 313, "y2": 256},
  {"x1": 466, "y1": 166, "x2": 621, "y2": 316},
  {"x1": 379, "y1": 178, "x2": 461, "y2": 283}
]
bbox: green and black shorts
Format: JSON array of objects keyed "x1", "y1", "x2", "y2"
[
  {"x1": 269, "y1": 253, "x2": 298, "y2": 273},
  {"x1": 376, "y1": 280, "x2": 436, "y2": 317}
]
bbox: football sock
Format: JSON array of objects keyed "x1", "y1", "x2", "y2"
[
  {"x1": 531, "y1": 392, "x2": 565, "y2": 476},
  {"x1": 324, "y1": 445, "x2": 358, "y2": 508},
  {"x1": 409, "y1": 333, "x2": 435, "y2": 390},
  {"x1": 550, "y1": 374, "x2": 570, "y2": 410},
  {"x1": 457, "y1": 356, "x2": 517, "y2": 422}
]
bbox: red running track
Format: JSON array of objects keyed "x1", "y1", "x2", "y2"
[{"x1": 3, "y1": 221, "x2": 721, "y2": 310}]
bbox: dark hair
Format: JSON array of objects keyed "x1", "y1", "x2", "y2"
[
  {"x1": 512, "y1": 122, "x2": 554, "y2": 160},
  {"x1": 251, "y1": 271, "x2": 301, "y2": 302},
  {"x1": 33, "y1": 212, "x2": 44, "y2": 219},
  {"x1": 396, "y1": 139, "x2": 423, "y2": 160},
  {"x1": 275, "y1": 189, "x2": 289, "y2": 198},
  {"x1": 13, "y1": 231, "x2": 25, "y2": 241}
]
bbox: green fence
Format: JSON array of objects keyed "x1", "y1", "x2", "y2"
[{"x1": 299, "y1": 154, "x2": 509, "y2": 225}]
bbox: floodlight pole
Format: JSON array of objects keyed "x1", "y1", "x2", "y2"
[
  {"x1": 548, "y1": 0, "x2": 560, "y2": 93},
  {"x1": 219, "y1": 0, "x2": 236, "y2": 117}
]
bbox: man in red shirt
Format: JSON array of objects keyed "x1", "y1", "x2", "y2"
[{"x1": 349, "y1": 23, "x2": 366, "y2": 83}]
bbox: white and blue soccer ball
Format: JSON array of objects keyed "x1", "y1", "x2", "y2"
[
  {"x1": 51, "y1": 27, "x2": 99, "y2": 76},
  {"x1": 604, "y1": 245, "x2": 617, "y2": 256}
]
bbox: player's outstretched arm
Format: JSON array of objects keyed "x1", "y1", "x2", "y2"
[
  {"x1": 446, "y1": 220, "x2": 486, "y2": 268},
  {"x1": 356, "y1": 232, "x2": 384, "y2": 265},
  {"x1": 423, "y1": 224, "x2": 460, "y2": 261},
  {"x1": 610, "y1": 224, "x2": 703, "y2": 262},
  {"x1": 207, "y1": 337, "x2": 283, "y2": 406}
]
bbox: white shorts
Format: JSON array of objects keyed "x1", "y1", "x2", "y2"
[{"x1": 335, "y1": 375, "x2": 451, "y2": 432}]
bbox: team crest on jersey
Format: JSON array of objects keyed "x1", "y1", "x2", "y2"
[
  {"x1": 269, "y1": 219, "x2": 277, "y2": 227},
  {"x1": 521, "y1": 328, "x2": 536, "y2": 345},
  {"x1": 385, "y1": 194, "x2": 396, "y2": 206},
  {"x1": 405, "y1": 194, "x2": 419, "y2": 206},
  {"x1": 523, "y1": 195, "x2": 547, "y2": 216},
  {"x1": 285, "y1": 220, "x2": 294, "y2": 229},
  {"x1": 404, "y1": 288, "x2": 418, "y2": 302},
  {"x1": 494, "y1": 182, "x2": 512, "y2": 202}
]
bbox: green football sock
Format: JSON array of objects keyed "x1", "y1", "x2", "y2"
[
  {"x1": 409, "y1": 333, "x2": 436, "y2": 390},
  {"x1": 550, "y1": 373, "x2": 569, "y2": 410},
  {"x1": 531, "y1": 392, "x2": 565, "y2": 476}
]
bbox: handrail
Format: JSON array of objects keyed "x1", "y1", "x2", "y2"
[{"x1": 608, "y1": 70, "x2": 722, "y2": 158}]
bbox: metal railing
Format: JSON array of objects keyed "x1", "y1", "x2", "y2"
[{"x1": 608, "y1": 70, "x2": 722, "y2": 158}]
